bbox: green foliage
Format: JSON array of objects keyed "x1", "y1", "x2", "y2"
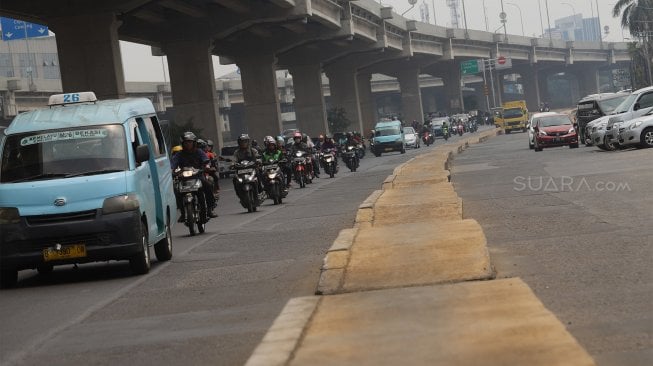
[
  {"x1": 327, "y1": 107, "x2": 351, "y2": 133},
  {"x1": 165, "y1": 117, "x2": 203, "y2": 148}
]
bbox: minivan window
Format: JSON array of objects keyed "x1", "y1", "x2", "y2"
[
  {"x1": 143, "y1": 116, "x2": 166, "y2": 157},
  {"x1": 613, "y1": 94, "x2": 637, "y2": 114},
  {"x1": 637, "y1": 92, "x2": 653, "y2": 109},
  {"x1": 597, "y1": 95, "x2": 628, "y2": 114},
  {"x1": 1, "y1": 125, "x2": 127, "y2": 183},
  {"x1": 375, "y1": 127, "x2": 401, "y2": 137}
]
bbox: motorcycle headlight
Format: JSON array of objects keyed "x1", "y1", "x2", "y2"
[
  {"x1": 0, "y1": 207, "x2": 20, "y2": 224},
  {"x1": 102, "y1": 194, "x2": 139, "y2": 215},
  {"x1": 247, "y1": 173, "x2": 256, "y2": 181},
  {"x1": 237, "y1": 177, "x2": 244, "y2": 183},
  {"x1": 181, "y1": 170, "x2": 194, "y2": 178},
  {"x1": 325, "y1": 157, "x2": 332, "y2": 162},
  {"x1": 268, "y1": 172, "x2": 277, "y2": 179},
  {"x1": 630, "y1": 121, "x2": 643, "y2": 129}
]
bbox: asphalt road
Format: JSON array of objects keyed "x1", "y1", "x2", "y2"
[
  {"x1": 452, "y1": 132, "x2": 653, "y2": 366},
  {"x1": 0, "y1": 130, "x2": 479, "y2": 366}
]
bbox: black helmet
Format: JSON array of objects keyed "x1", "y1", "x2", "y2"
[
  {"x1": 181, "y1": 131, "x2": 197, "y2": 143},
  {"x1": 206, "y1": 139, "x2": 214, "y2": 148},
  {"x1": 237, "y1": 134, "x2": 250, "y2": 146},
  {"x1": 197, "y1": 139, "x2": 207, "y2": 149}
]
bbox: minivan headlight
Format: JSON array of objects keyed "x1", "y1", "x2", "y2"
[
  {"x1": 630, "y1": 121, "x2": 643, "y2": 129},
  {"x1": 0, "y1": 207, "x2": 20, "y2": 224},
  {"x1": 102, "y1": 194, "x2": 139, "y2": 215}
]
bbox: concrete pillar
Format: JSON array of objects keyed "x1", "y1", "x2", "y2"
[
  {"x1": 165, "y1": 38, "x2": 223, "y2": 145},
  {"x1": 538, "y1": 71, "x2": 550, "y2": 105},
  {"x1": 2, "y1": 90, "x2": 17, "y2": 118},
  {"x1": 576, "y1": 66, "x2": 600, "y2": 99},
  {"x1": 49, "y1": 13, "x2": 125, "y2": 99},
  {"x1": 288, "y1": 64, "x2": 327, "y2": 136},
  {"x1": 440, "y1": 63, "x2": 464, "y2": 114},
  {"x1": 397, "y1": 67, "x2": 425, "y2": 124},
  {"x1": 237, "y1": 54, "x2": 282, "y2": 141},
  {"x1": 154, "y1": 85, "x2": 167, "y2": 112},
  {"x1": 324, "y1": 66, "x2": 363, "y2": 132},
  {"x1": 520, "y1": 66, "x2": 541, "y2": 112},
  {"x1": 357, "y1": 72, "x2": 377, "y2": 135}
]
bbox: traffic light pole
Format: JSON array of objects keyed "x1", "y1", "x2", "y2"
[{"x1": 485, "y1": 59, "x2": 497, "y2": 108}]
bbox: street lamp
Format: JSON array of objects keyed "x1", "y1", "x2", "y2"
[
  {"x1": 506, "y1": 2, "x2": 524, "y2": 36},
  {"x1": 401, "y1": 0, "x2": 418, "y2": 16}
]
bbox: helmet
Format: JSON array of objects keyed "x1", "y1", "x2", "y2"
[
  {"x1": 171, "y1": 145, "x2": 182, "y2": 153},
  {"x1": 197, "y1": 139, "x2": 207, "y2": 149},
  {"x1": 325, "y1": 134, "x2": 332, "y2": 139},
  {"x1": 301, "y1": 134, "x2": 308, "y2": 143},
  {"x1": 252, "y1": 139, "x2": 259, "y2": 147},
  {"x1": 237, "y1": 134, "x2": 250, "y2": 146},
  {"x1": 276, "y1": 136, "x2": 285, "y2": 146},
  {"x1": 264, "y1": 136, "x2": 276, "y2": 145},
  {"x1": 206, "y1": 139, "x2": 214, "y2": 148},
  {"x1": 181, "y1": 131, "x2": 197, "y2": 143},
  {"x1": 293, "y1": 131, "x2": 302, "y2": 139},
  {"x1": 318, "y1": 134, "x2": 324, "y2": 140}
]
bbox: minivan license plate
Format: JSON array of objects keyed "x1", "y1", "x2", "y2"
[
  {"x1": 43, "y1": 244, "x2": 86, "y2": 262},
  {"x1": 384, "y1": 147, "x2": 393, "y2": 151}
]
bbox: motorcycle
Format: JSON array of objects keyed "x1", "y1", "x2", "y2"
[
  {"x1": 342, "y1": 145, "x2": 360, "y2": 172},
  {"x1": 422, "y1": 131, "x2": 434, "y2": 146},
  {"x1": 442, "y1": 126, "x2": 449, "y2": 141},
  {"x1": 321, "y1": 148, "x2": 339, "y2": 178},
  {"x1": 233, "y1": 160, "x2": 263, "y2": 212},
  {"x1": 355, "y1": 142, "x2": 366, "y2": 159},
  {"x1": 457, "y1": 124, "x2": 464, "y2": 136},
  {"x1": 174, "y1": 167, "x2": 209, "y2": 236},
  {"x1": 292, "y1": 150, "x2": 312, "y2": 188},
  {"x1": 262, "y1": 159, "x2": 287, "y2": 205}
]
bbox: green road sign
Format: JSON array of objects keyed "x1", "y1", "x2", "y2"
[{"x1": 460, "y1": 60, "x2": 480, "y2": 75}]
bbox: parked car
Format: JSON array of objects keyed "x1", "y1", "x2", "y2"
[
  {"x1": 403, "y1": 126, "x2": 420, "y2": 148},
  {"x1": 576, "y1": 92, "x2": 629, "y2": 145},
  {"x1": 533, "y1": 113, "x2": 579, "y2": 151},
  {"x1": 616, "y1": 110, "x2": 653, "y2": 148},
  {"x1": 590, "y1": 86, "x2": 653, "y2": 150},
  {"x1": 527, "y1": 111, "x2": 556, "y2": 149}
]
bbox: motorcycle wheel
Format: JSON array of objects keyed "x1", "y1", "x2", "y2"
[
  {"x1": 197, "y1": 198, "x2": 206, "y2": 234},
  {"x1": 330, "y1": 170, "x2": 335, "y2": 178},
  {"x1": 185, "y1": 201, "x2": 196, "y2": 236},
  {"x1": 246, "y1": 190, "x2": 255, "y2": 212}
]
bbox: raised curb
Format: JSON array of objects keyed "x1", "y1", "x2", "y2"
[{"x1": 244, "y1": 296, "x2": 320, "y2": 366}]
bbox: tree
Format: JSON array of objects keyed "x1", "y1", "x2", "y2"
[
  {"x1": 165, "y1": 117, "x2": 203, "y2": 150},
  {"x1": 327, "y1": 107, "x2": 351, "y2": 133},
  {"x1": 613, "y1": 0, "x2": 653, "y2": 85}
]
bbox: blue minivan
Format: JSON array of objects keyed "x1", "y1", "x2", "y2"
[
  {"x1": 0, "y1": 92, "x2": 177, "y2": 287},
  {"x1": 372, "y1": 120, "x2": 405, "y2": 156}
]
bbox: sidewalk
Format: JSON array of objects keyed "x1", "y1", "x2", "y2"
[{"x1": 246, "y1": 129, "x2": 595, "y2": 366}]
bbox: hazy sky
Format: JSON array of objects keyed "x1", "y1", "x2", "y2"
[{"x1": 121, "y1": 0, "x2": 629, "y2": 82}]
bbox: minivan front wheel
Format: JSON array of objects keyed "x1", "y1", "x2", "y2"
[
  {"x1": 641, "y1": 127, "x2": 653, "y2": 148},
  {"x1": 130, "y1": 222, "x2": 151, "y2": 275},
  {"x1": 154, "y1": 214, "x2": 173, "y2": 262}
]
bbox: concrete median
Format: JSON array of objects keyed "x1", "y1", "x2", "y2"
[{"x1": 372, "y1": 183, "x2": 462, "y2": 226}]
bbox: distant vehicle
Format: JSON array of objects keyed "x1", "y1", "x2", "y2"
[
  {"x1": 527, "y1": 112, "x2": 556, "y2": 149},
  {"x1": 219, "y1": 145, "x2": 239, "y2": 178},
  {"x1": 403, "y1": 126, "x2": 420, "y2": 148},
  {"x1": 0, "y1": 92, "x2": 176, "y2": 287},
  {"x1": 576, "y1": 93, "x2": 629, "y2": 145},
  {"x1": 497, "y1": 100, "x2": 528, "y2": 134},
  {"x1": 429, "y1": 117, "x2": 449, "y2": 138},
  {"x1": 372, "y1": 120, "x2": 405, "y2": 156},
  {"x1": 533, "y1": 113, "x2": 579, "y2": 151},
  {"x1": 615, "y1": 110, "x2": 653, "y2": 148}
]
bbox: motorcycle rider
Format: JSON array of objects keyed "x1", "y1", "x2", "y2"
[
  {"x1": 315, "y1": 134, "x2": 325, "y2": 150},
  {"x1": 276, "y1": 136, "x2": 293, "y2": 187},
  {"x1": 201, "y1": 139, "x2": 221, "y2": 191},
  {"x1": 171, "y1": 132, "x2": 218, "y2": 222},
  {"x1": 301, "y1": 133, "x2": 320, "y2": 178},
  {"x1": 232, "y1": 133, "x2": 263, "y2": 195},
  {"x1": 320, "y1": 134, "x2": 339, "y2": 169},
  {"x1": 262, "y1": 136, "x2": 288, "y2": 191}
]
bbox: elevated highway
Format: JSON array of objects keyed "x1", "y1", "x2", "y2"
[{"x1": 0, "y1": 0, "x2": 631, "y2": 143}]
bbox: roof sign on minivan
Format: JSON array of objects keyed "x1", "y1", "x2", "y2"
[
  {"x1": 48, "y1": 92, "x2": 98, "y2": 106},
  {"x1": 20, "y1": 129, "x2": 108, "y2": 146}
]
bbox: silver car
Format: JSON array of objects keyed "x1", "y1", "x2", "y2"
[
  {"x1": 617, "y1": 110, "x2": 653, "y2": 148},
  {"x1": 403, "y1": 126, "x2": 420, "y2": 148}
]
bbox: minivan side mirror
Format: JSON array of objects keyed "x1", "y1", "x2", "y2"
[
  {"x1": 136, "y1": 144, "x2": 150, "y2": 164},
  {"x1": 633, "y1": 102, "x2": 640, "y2": 111}
]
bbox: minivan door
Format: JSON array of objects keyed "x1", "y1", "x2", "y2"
[{"x1": 135, "y1": 117, "x2": 167, "y2": 238}]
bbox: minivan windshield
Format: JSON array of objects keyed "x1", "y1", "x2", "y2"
[
  {"x1": 375, "y1": 127, "x2": 401, "y2": 137},
  {"x1": 1, "y1": 125, "x2": 127, "y2": 183},
  {"x1": 613, "y1": 94, "x2": 636, "y2": 114},
  {"x1": 598, "y1": 95, "x2": 629, "y2": 114}
]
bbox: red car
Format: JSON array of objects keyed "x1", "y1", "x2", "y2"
[{"x1": 533, "y1": 113, "x2": 579, "y2": 151}]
